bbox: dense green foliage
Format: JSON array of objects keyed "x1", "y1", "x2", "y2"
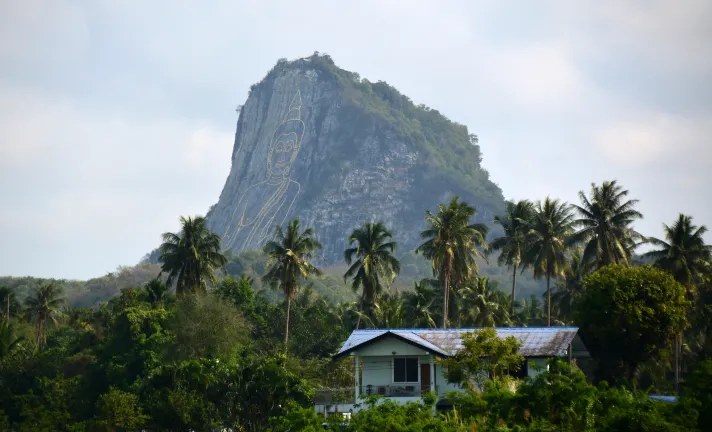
[
  {"x1": 576, "y1": 265, "x2": 689, "y2": 384},
  {"x1": 439, "y1": 328, "x2": 524, "y2": 389},
  {"x1": 273, "y1": 359, "x2": 704, "y2": 431}
]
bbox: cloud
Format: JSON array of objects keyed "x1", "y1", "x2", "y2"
[
  {"x1": 485, "y1": 43, "x2": 588, "y2": 111},
  {"x1": 595, "y1": 114, "x2": 712, "y2": 168},
  {"x1": 0, "y1": 83, "x2": 233, "y2": 278}
]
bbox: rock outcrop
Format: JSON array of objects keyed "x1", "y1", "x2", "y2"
[{"x1": 206, "y1": 54, "x2": 505, "y2": 263}]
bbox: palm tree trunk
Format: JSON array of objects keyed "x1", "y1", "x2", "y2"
[
  {"x1": 510, "y1": 266, "x2": 517, "y2": 316},
  {"x1": 355, "y1": 295, "x2": 365, "y2": 330},
  {"x1": 284, "y1": 296, "x2": 292, "y2": 350},
  {"x1": 675, "y1": 333, "x2": 681, "y2": 394},
  {"x1": 546, "y1": 272, "x2": 551, "y2": 327},
  {"x1": 442, "y1": 271, "x2": 450, "y2": 329}
]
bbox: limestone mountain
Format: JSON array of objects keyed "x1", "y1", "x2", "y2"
[{"x1": 206, "y1": 53, "x2": 505, "y2": 265}]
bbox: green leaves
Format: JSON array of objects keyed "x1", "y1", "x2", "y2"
[
  {"x1": 439, "y1": 328, "x2": 524, "y2": 390},
  {"x1": 159, "y1": 215, "x2": 227, "y2": 295},
  {"x1": 576, "y1": 265, "x2": 689, "y2": 384}
]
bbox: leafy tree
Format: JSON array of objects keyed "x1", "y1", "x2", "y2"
[
  {"x1": 523, "y1": 197, "x2": 575, "y2": 326},
  {"x1": 159, "y1": 215, "x2": 227, "y2": 295},
  {"x1": 575, "y1": 265, "x2": 689, "y2": 384},
  {"x1": 514, "y1": 359, "x2": 597, "y2": 430},
  {"x1": 570, "y1": 180, "x2": 644, "y2": 269},
  {"x1": 439, "y1": 328, "x2": 524, "y2": 390},
  {"x1": 168, "y1": 292, "x2": 250, "y2": 360},
  {"x1": 490, "y1": 200, "x2": 535, "y2": 314},
  {"x1": 25, "y1": 282, "x2": 65, "y2": 346},
  {"x1": 343, "y1": 221, "x2": 400, "y2": 327},
  {"x1": 643, "y1": 214, "x2": 712, "y2": 292},
  {"x1": 682, "y1": 359, "x2": 712, "y2": 431},
  {"x1": 417, "y1": 197, "x2": 488, "y2": 328},
  {"x1": 262, "y1": 219, "x2": 323, "y2": 348},
  {"x1": 94, "y1": 387, "x2": 149, "y2": 431}
]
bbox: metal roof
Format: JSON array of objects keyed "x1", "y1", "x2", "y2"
[{"x1": 334, "y1": 327, "x2": 579, "y2": 358}]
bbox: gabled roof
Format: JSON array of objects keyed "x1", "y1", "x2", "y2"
[{"x1": 333, "y1": 327, "x2": 579, "y2": 359}]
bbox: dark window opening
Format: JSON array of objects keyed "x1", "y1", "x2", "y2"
[
  {"x1": 394, "y1": 357, "x2": 419, "y2": 383},
  {"x1": 506, "y1": 359, "x2": 529, "y2": 379}
]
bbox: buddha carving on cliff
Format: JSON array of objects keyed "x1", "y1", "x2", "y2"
[{"x1": 224, "y1": 91, "x2": 304, "y2": 252}]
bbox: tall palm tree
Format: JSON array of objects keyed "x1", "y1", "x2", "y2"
[
  {"x1": 25, "y1": 283, "x2": 64, "y2": 346},
  {"x1": 523, "y1": 197, "x2": 575, "y2": 326},
  {"x1": 417, "y1": 197, "x2": 488, "y2": 328},
  {"x1": 159, "y1": 216, "x2": 227, "y2": 295},
  {"x1": 0, "y1": 286, "x2": 21, "y2": 323},
  {"x1": 262, "y1": 219, "x2": 323, "y2": 348},
  {"x1": 344, "y1": 222, "x2": 401, "y2": 327},
  {"x1": 551, "y1": 249, "x2": 594, "y2": 323},
  {"x1": 643, "y1": 214, "x2": 712, "y2": 291},
  {"x1": 490, "y1": 200, "x2": 535, "y2": 315},
  {"x1": 642, "y1": 214, "x2": 711, "y2": 393},
  {"x1": 570, "y1": 180, "x2": 644, "y2": 269}
]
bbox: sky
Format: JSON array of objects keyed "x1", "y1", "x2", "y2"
[{"x1": 1, "y1": 0, "x2": 711, "y2": 280}]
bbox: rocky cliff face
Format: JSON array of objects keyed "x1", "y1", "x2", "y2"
[{"x1": 206, "y1": 54, "x2": 505, "y2": 264}]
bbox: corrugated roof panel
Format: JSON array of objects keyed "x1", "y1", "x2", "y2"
[{"x1": 336, "y1": 327, "x2": 579, "y2": 357}]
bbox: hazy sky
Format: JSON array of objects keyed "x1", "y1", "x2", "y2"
[{"x1": 1, "y1": 0, "x2": 711, "y2": 280}]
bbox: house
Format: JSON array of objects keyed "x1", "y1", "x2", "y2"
[{"x1": 315, "y1": 327, "x2": 584, "y2": 417}]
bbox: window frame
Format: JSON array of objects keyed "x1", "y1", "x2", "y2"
[{"x1": 392, "y1": 356, "x2": 420, "y2": 384}]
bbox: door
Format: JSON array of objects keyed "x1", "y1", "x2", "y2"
[{"x1": 420, "y1": 363, "x2": 431, "y2": 393}]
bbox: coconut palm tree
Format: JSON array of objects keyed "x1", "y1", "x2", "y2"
[
  {"x1": 523, "y1": 197, "x2": 576, "y2": 326},
  {"x1": 570, "y1": 180, "x2": 644, "y2": 269},
  {"x1": 262, "y1": 219, "x2": 322, "y2": 348},
  {"x1": 344, "y1": 221, "x2": 401, "y2": 328},
  {"x1": 643, "y1": 214, "x2": 711, "y2": 393},
  {"x1": 159, "y1": 216, "x2": 227, "y2": 295},
  {"x1": 403, "y1": 279, "x2": 439, "y2": 328},
  {"x1": 0, "y1": 322, "x2": 24, "y2": 359},
  {"x1": 551, "y1": 249, "x2": 594, "y2": 323},
  {"x1": 457, "y1": 277, "x2": 510, "y2": 327},
  {"x1": 643, "y1": 214, "x2": 712, "y2": 291},
  {"x1": 417, "y1": 197, "x2": 488, "y2": 328},
  {"x1": 25, "y1": 283, "x2": 65, "y2": 346},
  {"x1": 145, "y1": 278, "x2": 169, "y2": 306},
  {"x1": 490, "y1": 200, "x2": 535, "y2": 315},
  {"x1": 0, "y1": 286, "x2": 21, "y2": 323}
]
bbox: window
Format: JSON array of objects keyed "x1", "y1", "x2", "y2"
[{"x1": 393, "y1": 357, "x2": 418, "y2": 383}]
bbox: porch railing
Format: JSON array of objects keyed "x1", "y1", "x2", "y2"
[
  {"x1": 361, "y1": 384, "x2": 437, "y2": 397},
  {"x1": 314, "y1": 385, "x2": 439, "y2": 405}
]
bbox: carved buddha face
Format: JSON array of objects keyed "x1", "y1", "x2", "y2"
[{"x1": 268, "y1": 132, "x2": 299, "y2": 177}]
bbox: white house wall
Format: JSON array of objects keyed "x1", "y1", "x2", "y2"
[
  {"x1": 361, "y1": 357, "x2": 393, "y2": 388},
  {"x1": 353, "y1": 338, "x2": 433, "y2": 357}
]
